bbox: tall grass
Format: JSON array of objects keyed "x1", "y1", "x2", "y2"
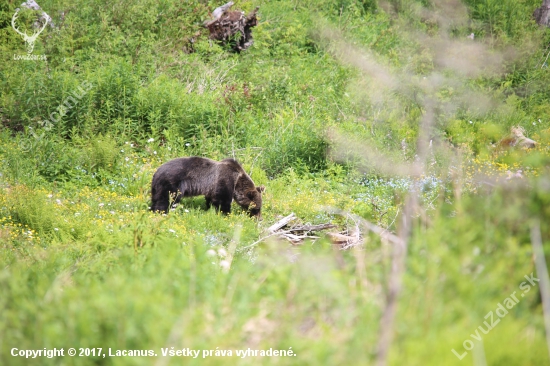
[{"x1": 1, "y1": 0, "x2": 549, "y2": 365}]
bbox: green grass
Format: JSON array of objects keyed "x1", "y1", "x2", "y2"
[{"x1": 1, "y1": 0, "x2": 550, "y2": 365}]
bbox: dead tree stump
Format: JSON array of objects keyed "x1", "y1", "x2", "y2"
[{"x1": 205, "y1": 6, "x2": 259, "y2": 52}]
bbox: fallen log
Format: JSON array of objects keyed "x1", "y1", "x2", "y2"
[
  {"x1": 267, "y1": 213, "x2": 296, "y2": 233},
  {"x1": 288, "y1": 223, "x2": 337, "y2": 233}
]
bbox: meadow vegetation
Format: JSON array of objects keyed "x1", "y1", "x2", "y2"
[{"x1": 1, "y1": 0, "x2": 550, "y2": 365}]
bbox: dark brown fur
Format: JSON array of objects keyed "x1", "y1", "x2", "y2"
[{"x1": 151, "y1": 157, "x2": 264, "y2": 217}]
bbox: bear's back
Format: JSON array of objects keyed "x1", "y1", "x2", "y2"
[{"x1": 220, "y1": 158, "x2": 246, "y2": 173}]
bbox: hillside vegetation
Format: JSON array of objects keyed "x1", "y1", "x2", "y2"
[{"x1": 1, "y1": 0, "x2": 550, "y2": 365}]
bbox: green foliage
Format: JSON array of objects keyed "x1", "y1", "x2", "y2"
[
  {"x1": 464, "y1": 0, "x2": 540, "y2": 39},
  {"x1": 1, "y1": 0, "x2": 550, "y2": 364},
  {"x1": 84, "y1": 135, "x2": 120, "y2": 172}
]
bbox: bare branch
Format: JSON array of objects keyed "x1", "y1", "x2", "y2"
[{"x1": 239, "y1": 229, "x2": 296, "y2": 251}]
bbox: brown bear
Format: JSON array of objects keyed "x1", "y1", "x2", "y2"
[{"x1": 151, "y1": 156, "x2": 265, "y2": 217}]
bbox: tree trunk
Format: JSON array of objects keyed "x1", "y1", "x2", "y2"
[{"x1": 534, "y1": 0, "x2": 550, "y2": 26}]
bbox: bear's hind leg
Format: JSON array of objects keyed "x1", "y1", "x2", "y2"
[
  {"x1": 151, "y1": 185, "x2": 168, "y2": 213},
  {"x1": 151, "y1": 197, "x2": 170, "y2": 213},
  {"x1": 151, "y1": 185, "x2": 173, "y2": 213}
]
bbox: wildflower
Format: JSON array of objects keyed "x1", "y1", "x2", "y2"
[
  {"x1": 147, "y1": 138, "x2": 155, "y2": 143},
  {"x1": 220, "y1": 260, "x2": 231, "y2": 271}
]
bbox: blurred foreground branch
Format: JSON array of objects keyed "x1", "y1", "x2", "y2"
[
  {"x1": 531, "y1": 220, "x2": 550, "y2": 361},
  {"x1": 534, "y1": 0, "x2": 550, "y2": 27},
  {"x1": 374, "y1": 196, "x2": 413, "y2": 366}
]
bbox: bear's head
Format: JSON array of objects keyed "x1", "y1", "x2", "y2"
[{"x1": 240, "y1": 185, "x2": 265, "y2": 218}]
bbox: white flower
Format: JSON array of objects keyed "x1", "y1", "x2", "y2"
[
  {"x1": 220, "y1": 260, "x2": 230, "y2": 270},
  {"x1": 206, "y1": 249, "x2": 217, "y2": 257},
  {"x1": 147, "y1": 138, "x2": 155, "y2": 143},
  {"x1": 217, "y1": 248, "x2": 228, "y2": 258},
  {"x1": 168, "y1": 229, "x2": 176, "y2": 233}
]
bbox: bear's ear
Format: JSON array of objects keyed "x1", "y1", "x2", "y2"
[
  {"x1": 246, "y1": 190, "x2": 256, "y2": 200},
  {"x1": 256, "y1": 185, "x2": 265, "y2": 193}
]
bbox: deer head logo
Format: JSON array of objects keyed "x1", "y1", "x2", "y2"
[{"x1": 11, "y1": 8, "x2": 48, "y2": 54}]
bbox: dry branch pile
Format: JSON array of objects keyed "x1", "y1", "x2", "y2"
[
  {"x1": 204, "y1": 2, "x2": 259, "y2": 52},
  {"x1": 244, "y1": 213, "x2": 363, "y2": 249}
]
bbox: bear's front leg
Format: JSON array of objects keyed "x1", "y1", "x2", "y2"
[
  {"x1": 208, "y1": 199, "x2": 231, "y2": 215},
  {"x1": 219, "y1": 200, "x2": 232, "y2": 215},
  {"x1": 212, "y1": 179, "x2": 234, "y2": 215}
]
